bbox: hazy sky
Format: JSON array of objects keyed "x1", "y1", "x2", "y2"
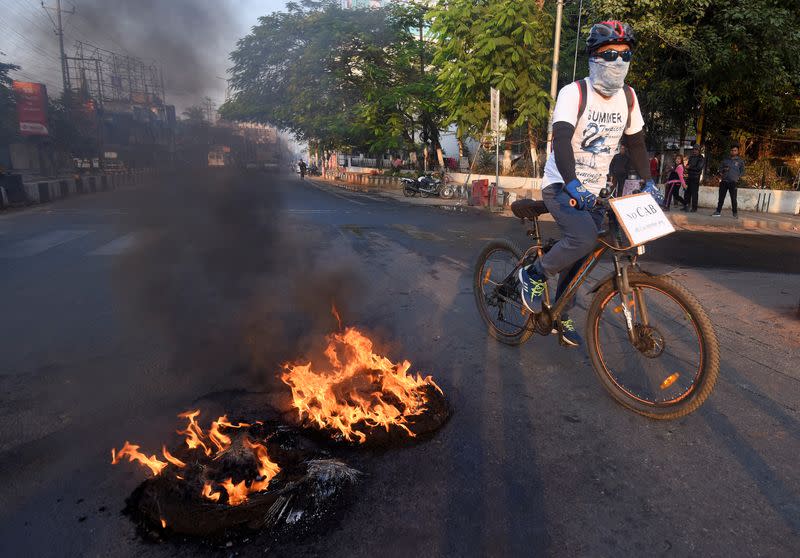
[{"x1": 0, "y1": 0, "x2": 291, "y2": 110}]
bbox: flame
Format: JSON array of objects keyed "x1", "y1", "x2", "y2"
[
  {"x1": 162, "y1": 446, "x2": 186, "y2": 468},
  {"x1": 160, "y1": 518, "x2": 167, "y2": 529},
  {"x1": 111, "y1": 442, "x2": 167, "y2": 476},
  {"x1": 113, "y1": 411, "x2": 281, "y2": 508},
  {"x1": 221, "y1": 478, "x2": 249, "y2": 506},
  {"x1": 202, "y1": 482, "x2": 221, "y2": 502},
  {"x1": 244, "y1": 438, "x2": 281, "y2": 491},
  {"x1": 332, "y1": 302, "x2": 343, "y2": 331},
  {"x1": 282, "y1": 325, "x2": 442, "y2": 443},
  {"x1": 177, "y1": 409, "x2": 212, "y2": 456}
]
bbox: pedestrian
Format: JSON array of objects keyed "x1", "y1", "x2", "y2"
[
  {"x1": 650, "y1": 152, "x2": 660, "y2": 182},
  {"x1": 713, "y1": 145, "x2": 745, "y2": 218},
  {"x1": 298, "y1": 160, "x2": 307, "y2": 180},
  {"x1": 662, "y1": 154, "x2": 687, "y2": 211},
  {"x1": 684, "y1": 144, "x2": 704, "y2": 212},
  {"x1": 518, "y1": 20, "x2": 662, "y2": 348},
  {"x1": 609, "y1": 144, "x2": 631, "y2": 196}
]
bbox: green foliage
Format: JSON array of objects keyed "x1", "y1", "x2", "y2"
[
  {"x1": 0, "y1": 62, "x2": 20, "y2": 143},
  {"x1": 591, "y1": 0, "x2": 800, "y2": 155},
  {"x1": 428, "y1": 0, "x2": 552, "y2": 137},
  {"x1": 221, "y1": 0, "x2": 443, "y2": 154}
]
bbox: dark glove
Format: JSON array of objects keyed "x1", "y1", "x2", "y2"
[
  {"x1": 641, "y1": 179, "x2": 665, "y2": 206},
  {"x1": 564, "y1": 179, "x2": 597, "y2": 210}
]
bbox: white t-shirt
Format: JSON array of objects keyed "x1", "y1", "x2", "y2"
[{"x1": 543, "y1": 80, "x2": 645, "y2": 194}]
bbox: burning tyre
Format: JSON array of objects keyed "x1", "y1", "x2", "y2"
[
  {"x1": 281, "y1": 322, "x2": 450, "y2": 445},
  {"x1": 113, "y1": 412, "x2": 359, "y2": 537}
]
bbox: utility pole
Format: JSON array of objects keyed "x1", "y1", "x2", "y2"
[
  {"x1": 572, "y1": 0, "x2": 584, "y2": 81},
  {"x1": 545, "y1": 0, "x2": 565, "y2": 155},
  {"x1": 42, "y1": 0, "x2": 74, "y2": 97}
]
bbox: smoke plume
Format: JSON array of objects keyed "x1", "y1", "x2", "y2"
[{"x1": 114, "y1": 169, "x2": 366, "y2": 401}]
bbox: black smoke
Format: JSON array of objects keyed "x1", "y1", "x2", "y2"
[{"x1": 114, "y1": 169, "x2": 366, "y2": 401}]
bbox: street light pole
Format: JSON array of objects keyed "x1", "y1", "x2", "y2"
[{"x1": 545, "y1": 0, "x2": 565, "y2": 156}]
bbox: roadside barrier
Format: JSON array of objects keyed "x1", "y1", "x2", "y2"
[{"x1": 0, "y1": 168, "x2": 160, "y2": 210}]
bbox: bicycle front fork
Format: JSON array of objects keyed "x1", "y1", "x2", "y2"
[{"x1": 613, "y1": 256, "x2": 645, "y2": 345}]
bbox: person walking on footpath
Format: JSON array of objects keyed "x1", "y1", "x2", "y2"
[
  {"x1": 684, "y1": 144, "x2": 704, "y2": 212},
  {"x1": 650, "y1": 152, "x2": 660, "y2": 182},
  {"x1": 713, "y1": 145, "x2": 745, "y2": 217},
  {"x1": 663, "y1": 154, "x2": 687, "y2": 211},
  {"x1": 518, "y1": 20, "x2": 662, "y2": 348},
  {"x1": 609, "y1": 144, "x2": 631, "y2": 195}
]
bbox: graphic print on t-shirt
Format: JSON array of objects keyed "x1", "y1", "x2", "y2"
[{"x1": 542, "y1": 81, "x2": 645, "y2": 195}]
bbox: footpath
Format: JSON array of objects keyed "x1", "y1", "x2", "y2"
[{"x1": 312, "y1": 176, "x2": 800, "y2": 238}]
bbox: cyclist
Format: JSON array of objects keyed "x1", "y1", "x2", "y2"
[{"x1": 519, "y1": 20, "x2": 662, "y2": 348}]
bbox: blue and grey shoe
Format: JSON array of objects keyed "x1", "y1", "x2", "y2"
[
  {"x1": 518, "y1": 265, "x2": 546, "y2": 313},
  {"x1": 558, "y1": 317, "x2": 583, "y2": 348}
]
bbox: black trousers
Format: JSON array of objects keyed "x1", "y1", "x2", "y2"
[
  {"x1": 716, "y1": 181, "x2": 738, "y2": 214},
  {"x1": 685, "y1": 175, "x2": 700, "y2": 210}
]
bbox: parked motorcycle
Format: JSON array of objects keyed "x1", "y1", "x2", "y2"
[{"x1": 401, "y1": 173, "x2": 454, "y2": 199}]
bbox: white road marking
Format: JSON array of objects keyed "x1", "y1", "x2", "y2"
[
  {"x1": 89, "y1": 232, "x2": 148, "y2": 256},
  {"x1": 0, "y1": 229, "x2": 91, "y2": 257}
]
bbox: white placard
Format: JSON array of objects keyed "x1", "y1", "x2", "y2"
[{"x1": 609, "y1": 193, "x2": 675, "y2": 246}]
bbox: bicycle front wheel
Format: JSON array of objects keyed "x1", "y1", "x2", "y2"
[
  {"x1": 586, "y1": 271, "x2": 719, "y2": 419},
  {"x1": 473, "y1": 240, "x2": 533, "y2": 345}
]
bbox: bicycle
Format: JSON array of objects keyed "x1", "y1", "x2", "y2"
[{"x1": 473, "y1": 188, "x2": 719, "y2": 419}]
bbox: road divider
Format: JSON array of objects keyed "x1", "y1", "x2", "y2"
[{"x1": 1, "y1": 169, "x2": 159, "y2": 209}]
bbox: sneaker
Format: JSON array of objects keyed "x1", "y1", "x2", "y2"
[
  {"x1": 711, "y1": 212, "x2": 721, "y2": 217},
  {"x1": 518, "y1": 265, "x2": 546, "y2": 313},
  {"x1": 558, "y1": 317, "x2": 583, "y2": 348},
  {"x1": 733, "y1": 213, "x2": 738, "y2": 219}
]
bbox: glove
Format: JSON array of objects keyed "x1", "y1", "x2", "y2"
[
  {"x1": 641, "y1": 179, "x2": 665, "y2": 206},
  {"x1": 564, "y1": 179, "x2": 597, "y2": 210}
]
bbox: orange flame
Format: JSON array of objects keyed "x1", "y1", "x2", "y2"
[
  {"x1": 221, "y1": 478, "x2": 249, "y2": 506},
  {"x1": 113, "y1": 411, "x2": 281, "y2": 508},
  {"x1": 177, "y1": 409, "x2": 212, "y2": 456},
  {"x1": 244, "y1": 438, "x2": 281, "y2": 491},
  {"x1": 332, "y1": 302, "x2": 343, "y2": 331},
  {"x1": 282, "y1": 325, "x2": 442, "y2": 443},
  {"x1": 111, "y1": 442, "x2": 167, "y2": 476},
  {"x1": 162, "y1": 446, "x2": 186, "y2": 468},
  {"x1": 160, "y1": 518, "x2": 167, "y2": 529},
  {"x1": 202, "y1": 482, "x2": 221, "y2": 502}
]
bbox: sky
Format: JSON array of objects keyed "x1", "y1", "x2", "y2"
[{"x1": 0, "y1": 0, "x2": 291, "y2": 111}]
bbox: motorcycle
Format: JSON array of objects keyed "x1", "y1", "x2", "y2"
[{"x1": 401, "y1": 173, "x2": 455, "y2": 199}]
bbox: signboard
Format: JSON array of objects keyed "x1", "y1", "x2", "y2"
[
  {"x1": 490, "y1": 87, "x2": 500, "y2": 136},
  {"x1": 609, "y1": 193, "x2": 675, "y2": 247},
  {"x1": 13, "y1": 81, "x2": 49, "y2": 136}
]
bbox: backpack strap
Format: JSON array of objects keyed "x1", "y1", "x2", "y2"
[
  {"x1": 623, "y1": 85, "x2": 635, "y2": 129},
  {"x1": 576, "y1": 79, "x2": 588, "y2": 123}
]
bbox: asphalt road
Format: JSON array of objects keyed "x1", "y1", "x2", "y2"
[{"x1": 1, "y1": 170, "x2": 798, "y2": 557}]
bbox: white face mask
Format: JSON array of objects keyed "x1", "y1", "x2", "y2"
[{"x1": 588, "y1": 57, "x2": 630, "y2": 97}]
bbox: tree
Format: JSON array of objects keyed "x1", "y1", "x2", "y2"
[
  {"x1": 0, "y1": 62, "x2": 20, "y2": 145},
  {"x1": 182, "y1": 105, "x2": 207, "y2": 124},
  {"x1": 221, "y1": 1, "x2": 446, "y2": 164},
  {"x1": 591, "y1": 0, "x2": 800, "y2": 159},
  {"x1": 428, "y1": 0, "x2": 553, "y2": 166}
]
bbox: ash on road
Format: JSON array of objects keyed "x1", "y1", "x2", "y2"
[{"x1": 0, "y1": 170, "x2": 798, "y2": 557}]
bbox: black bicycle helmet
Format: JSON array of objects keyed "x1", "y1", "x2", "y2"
[{"x1": 586, "y1": 20, "x2": 636, "y2": 54}]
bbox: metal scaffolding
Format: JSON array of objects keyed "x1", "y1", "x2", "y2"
[{"x1": 64, "y1": 41, "x2": 165, "y2": 109}]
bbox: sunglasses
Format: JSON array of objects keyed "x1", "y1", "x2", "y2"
[{"x1": 592, "y1": 50, "x2": 633, "y2": 62}]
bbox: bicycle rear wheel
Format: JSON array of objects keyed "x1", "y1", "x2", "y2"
[
  {"x1": 473, "y1": 240, "x2": 533, "y2": 345},
  {"x1": 586, "y1": 271, "x2": 719, "y2": 419}
]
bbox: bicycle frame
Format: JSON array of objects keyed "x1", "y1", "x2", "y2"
[{"x1": 511, "y1": 208, "x2": 646, "y2": 345}]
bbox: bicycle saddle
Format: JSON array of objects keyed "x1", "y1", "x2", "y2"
[{"x1": 511, "y1": 199, "x2": 549, "y2": 219}]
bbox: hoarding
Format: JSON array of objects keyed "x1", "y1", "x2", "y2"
[{"x1": 13, "y1": 81, "x2": 49, "y2": 136}]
